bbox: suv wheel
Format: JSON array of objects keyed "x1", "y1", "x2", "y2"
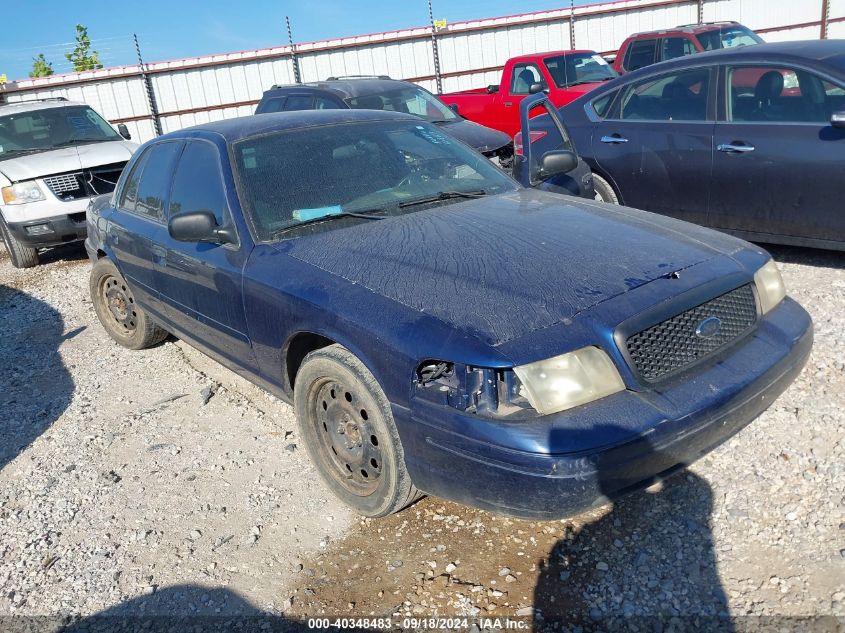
[{"x1": 0, "y1": 218, "x2": 40, "y2": 268}]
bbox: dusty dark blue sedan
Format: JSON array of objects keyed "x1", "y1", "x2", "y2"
[{"x1": 86, "y1": 108, "x2": 812, "y2": 519}]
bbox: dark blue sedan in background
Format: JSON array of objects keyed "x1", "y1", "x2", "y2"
[
  {"x1": 559, "y1": 40, "x2": 845, "y2": 251},
  {"x1": 86, "y1": 107, "x2": 812, "y2": 519}
]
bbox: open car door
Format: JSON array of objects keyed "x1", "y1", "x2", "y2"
[{"x1": 513, "y1": 92, "x2": 595, "y2": 199}]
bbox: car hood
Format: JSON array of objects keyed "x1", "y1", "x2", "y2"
[
  {"x1": 282, "y1": 189, "x2": 745, "y2": 348},
  {"x1": 433, "y1": 118, "x2": 511, "y2": 153},
  {"x1": 0, "y1": 140, "x2": 137, "y2": 182}
]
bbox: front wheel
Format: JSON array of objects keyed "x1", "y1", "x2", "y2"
[
  {"x1": 592, "y1": 173, "x2": 620, "y2": 204},
  {"x1": 294, "y1": 344, "x2": 421, "y2": 517},
  {"x1": 0, "y1": 218, "x2": 39, "y2": 268},
  {"x1": 90, "y1": 257, "x2": 168, "y2": 350}
]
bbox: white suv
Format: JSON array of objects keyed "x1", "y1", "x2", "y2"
[{"x1": 0, "y1": 98, "x2": 138, "y2": 268}]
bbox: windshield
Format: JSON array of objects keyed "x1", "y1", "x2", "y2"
[
  {"x1": 0, "y1": 105, "x2": 121, "y2": 159},
  {"x1": 233, "y1": 119, "x2": 517, "y2": 241},
  {"x1": 544, "y1": 52, "x2": 617, "y2": 88},
  {"x1": 345, "y1": 86, "x2": 458, "y2": 122},
  {"x1": 696, "y1": 25, "x2": 763, "y2": 51}
]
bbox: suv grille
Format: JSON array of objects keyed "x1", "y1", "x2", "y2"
[
  {"x1": 626, "y1": 284, "x2": 757, "y2": 382},
  {"x1": 42, "y1": 162, "x2": 127, "y2": 201}
]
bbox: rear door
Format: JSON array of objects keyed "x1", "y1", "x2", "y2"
[
  {"x1": 107, "y1": 141, "x2": 183, "y2": 322},
  {"x1": 591, "y1": 65, "x2": 716, "y2": 225},
  {"x1": 709, "y1": 64, "x2": 845, "y2": 243},
  {"x1": 155, "y1": 139, "x2": 255, "y2": 373}
]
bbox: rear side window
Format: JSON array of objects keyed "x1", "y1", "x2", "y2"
[
  {"x1": 169, "y1": 141, "x2": 230, "y2": 226},
  {"x1": 258, "y1": 97, "x2": 286, "y2": 113},
  {"x1": 133, "y1": 142, "x2": 182, "y2": 221},
  {"x1": 591, "y1": 91, "x2": 618, "y2": 119},
  {"x1": 624, "y1": 39, "x2": 658, "y2": 72},
  {"x1": 118, "y1": 148, "x2": 151, "y2": 211},
  {"x1": 282, "y1": 95, "x2": 314, "y2": 111},
  {"x1": 620, "y1": 68, "x2": 710, "y2": 121},
  {"x1": 661, "y1": 37, "x2": 695, "y2": 61}
]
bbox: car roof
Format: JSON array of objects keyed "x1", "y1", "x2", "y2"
[
  {"x1": 263, "y1": 78, "x2": 422, "y2": 100},
  {"x1": 627, "y1": 21, "x2": 742, "y2": 39},
  {"x1": 615, "y1": 39, "x2": 845, "y2": 83},
  {"x1": 0, "y1": 99, "x2": 88, "y2": 115},
  {"x1": 159, "y1": 109, "x2": 420, "y2": 144}
]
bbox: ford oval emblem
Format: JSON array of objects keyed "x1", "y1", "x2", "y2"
[{"x1": 695, "y1": 316, "x2": 722, "y2": 339}]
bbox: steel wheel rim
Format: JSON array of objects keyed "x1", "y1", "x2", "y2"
[
  {"x1": 99, "y1": 274, "x2": 137, "y2": 335},
  {"x1": 309, "y1": 378, "x2": 382, "y2": 496}
]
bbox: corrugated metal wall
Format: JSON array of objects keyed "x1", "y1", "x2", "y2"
[{"x1": 2, "y1": 0, "x2": 842, "y2": 143}]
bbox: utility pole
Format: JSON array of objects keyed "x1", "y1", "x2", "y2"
[
  {"x1": 697, "y1": 0, "x2": 705, "y2": 24},
  {"x1": 286, "y1": 16, "x2": 302, "y2": 84},
  {"x1": 133, "y1": 34, "x2": 162, "y2": 137},
  {"x1": 428, "y1": 0, "x2": 443, "y2": 93},
  {"x1": 569, "y1": 0, "x2": 576, "y2": 49}
]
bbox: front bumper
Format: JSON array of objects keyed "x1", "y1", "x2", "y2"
[
  {"x1": 396, "y1": 297, "x2": 812, "y2": 519},
  {"x1": 6, "y1": 213, "x2": 88, "y2": 248}
]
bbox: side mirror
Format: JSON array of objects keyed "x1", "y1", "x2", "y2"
[
  {"x1": 447, "y1": 103, "x2": 460, "y2": 115},
  {"x1": 486, "y1": 84, "x2": 500, "y2": 94},
  {"x1": 832, "y1": 111, "x2": 845, "y2": 129},
  {"x1": 529, "y1": 82, "x2": 547, "y2": 95},
  {"x1": 537, "y1": 150, "x2": 579, "y2": 180},
  {"x1": 117, "y1": 123, "x2": 131, "y2": 140},
  {"x1": 168, "y1": 210, "x2": 235, "y2": 244}
]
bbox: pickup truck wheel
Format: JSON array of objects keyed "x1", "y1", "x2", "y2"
[
  {"x1": 593, "y1": 173, "x2": 620, "y2": 205},
  {"x1": 0, "y1": 218, "x2": 40, "y2": 268},
  {"x1": 295, "y1": 344, "x2": 421, "y2": 517},
  {"x1": 90, "y1": 258, "x2": 168, "y2": 350}
]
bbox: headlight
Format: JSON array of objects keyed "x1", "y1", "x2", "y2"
[
  {"x1": 2, "y1": 181, "x2": 46, "y2": 205},
  {"x1": 513, "y1": 346, "x2": 625, "y2": 415},
  {"x1": 754, "y1": 259, "x2": 786, "y2": 315}
]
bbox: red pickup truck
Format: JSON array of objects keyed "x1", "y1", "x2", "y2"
[{"x1": 439, "y1": 51, "x2": 617, "y2": 138}]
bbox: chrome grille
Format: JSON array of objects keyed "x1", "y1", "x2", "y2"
[
  {"x1": 626, "y1": 284, "x2": 758, "y2": 382},
  {"x1": 43, "y1": 173, "x2": 83, "y2": 195}
]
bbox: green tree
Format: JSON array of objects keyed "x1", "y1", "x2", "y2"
[
  {"x1": 64, "y1": 24, "x2": 103, "y2": 72},
  {"x1": 29, "y1": 53, "x2": 54, "y2": 77}
]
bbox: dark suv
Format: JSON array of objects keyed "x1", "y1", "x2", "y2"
[
  {"x1": 613, "y1": 21, "x2": 763, "y2": 74},
  {"x1": 255, "y1": 76, "x2": 512, "y2": 166}
]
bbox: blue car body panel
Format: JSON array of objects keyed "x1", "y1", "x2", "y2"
[{"x1": 85, "y1": 109, "x2": 812, "y2": 518}]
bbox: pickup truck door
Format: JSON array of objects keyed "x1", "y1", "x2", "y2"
[
  {"x1": 155, "y1": 140, "x2": 256, "y2": 375},
  {"x1": 497, "y1": 61, "x2": 547, "y2": 138},
  {"x1": 591, "y1": 65, "x2": 716, "y2": 225}
]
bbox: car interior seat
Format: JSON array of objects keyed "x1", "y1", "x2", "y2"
[
  {"x1": 513, "y1": 69, "x2": 537, "y2": 94},
  {"x1": 750, "y1": 71, "x2": 785, "y2": 120}
]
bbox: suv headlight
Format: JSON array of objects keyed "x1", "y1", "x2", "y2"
[
  {"x1": 513, "y1": 346, "x2": 625, "y2": 415},
  {"x1": 754, "y1": 259, "x2": 786, "y2": 315},
  {"x1": 2, "y1": 181, "x2": 46, "y2": 205}
]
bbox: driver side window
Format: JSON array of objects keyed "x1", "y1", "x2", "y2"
[{"x1": 510, "y1": 64, "x2": 544, "y2": 95}]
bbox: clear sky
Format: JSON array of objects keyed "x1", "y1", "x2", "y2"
[{"x1": 0, "y1": 0, "x2": 596, "y2": 81}]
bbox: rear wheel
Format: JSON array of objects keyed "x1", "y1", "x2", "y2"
[
  {"x1": 90, "y1": 258, "x2": 168, "y2": 350},
  {"x1": 0, "y1": 218, "x2": 39, "y2": 268},
  {"x1": 593, "y1": 173, "x2": 620, "y2": 205},
  {"x1": 294, "y1": 344, "x2": 421, "y2": 517}
]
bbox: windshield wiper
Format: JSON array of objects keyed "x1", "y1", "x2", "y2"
[
  {"x1": 272, "y1": 211, "x2": 384, "y2": 238},
  {"x1": 50, "y1": 138, "x2": 113, "y2": 149},
  {"x1": 398, "y1": 190, "x2": 488, "y2": 209}
]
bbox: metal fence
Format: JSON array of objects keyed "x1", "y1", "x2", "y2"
[{"x1": 2, "y1": 0, "x2": 843, "y2": 143}]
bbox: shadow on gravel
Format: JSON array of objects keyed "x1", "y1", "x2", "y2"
[
  {"x1": 766, "y1": 244, "x2": 844, "y2": 270},
  {"x1": 52, "y1": 585, "x2": 310, "y2": 633},
  {"x1": 533, "y1": 426, "x2": 732, "y2": 632},
  {"x1": 0, "y1": 284, "x2": 75, "y2": 471}
]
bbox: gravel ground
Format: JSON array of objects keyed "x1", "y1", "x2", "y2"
[{"x1": 0, "y1": 240, "x2": 842, "y2": 629}]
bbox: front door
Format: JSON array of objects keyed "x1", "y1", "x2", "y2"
[
  {"x1": 154, "y1": 139, "x2": 255, "y2": 374},
  {"x1": 591, "y1": 65, "x2": 716, "y2": 226},
  {"x1": 709, "y1": 64, "x2": 845, "y2": 244}
]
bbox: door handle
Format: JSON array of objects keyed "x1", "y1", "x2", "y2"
[
  {"x1": 717, "y1": 143, "x2": 755, "y2": 153},
  {"x1": 600, "y1": 135, "x2": 629, "y2": 144},
  {"x1": 504, "y1": 102, "x2": 513, "y2": 107}
]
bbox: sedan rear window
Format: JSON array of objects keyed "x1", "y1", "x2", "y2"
[{"x1": 233, "y1": 120, "x2": 516, "y2": 241}]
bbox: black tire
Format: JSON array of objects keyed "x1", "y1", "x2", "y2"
[
  {"x1": 90, "y1": 257, "x2": 168, "y2": 350},
  {"x1": 294, "y1": 344, "x2": 421, "y2": 517},
  {"x1": 0, "y1": 218, "x2": 39, "y2": 268},
  {"x1": 592, "y1": 173, "x2": 620, "y2": 204}
]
